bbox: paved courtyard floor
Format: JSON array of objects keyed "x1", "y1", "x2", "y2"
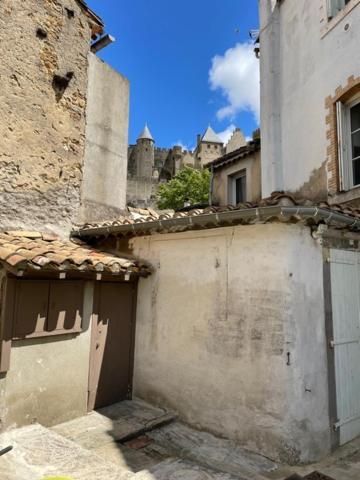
[{"x1": 0, "y1": 399, "x2": 360, "y2": 480}]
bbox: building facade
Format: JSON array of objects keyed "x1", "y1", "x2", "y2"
[
  {"x1": 259, "y1": 0, "x2": 360, "y2": 204},
  {"x1": 0, "y1": 0, "x2": 137, "y2": 431},
  {"x1": 210, "y1": 138, "x2": 261, "y2": 206}
]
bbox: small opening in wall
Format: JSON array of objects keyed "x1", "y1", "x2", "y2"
[
  {"x1": 65, "y1": 8, "x2": 75, "y2": 19},
  {"x1": 52, "y1": 71, "x2": 74, "y2": 101},
  {"x1": 36, "y1": 28, "x2": 47, "y2": 40}
]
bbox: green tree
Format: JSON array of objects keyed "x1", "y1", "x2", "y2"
[{"x1": 157, "y1": 167, "x2": 211, "y2": 210}]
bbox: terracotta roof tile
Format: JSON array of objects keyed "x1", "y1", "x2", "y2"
[
  {"x1": 0, "y1": 231, "x2": 150, "y2": 276},
  {"x1": 74, "y1": 192, "x2": 360, "y2": 238}
]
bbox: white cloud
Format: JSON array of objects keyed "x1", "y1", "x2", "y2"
[
  {"x1": 217, "y1": 124, "x2": 236, "y2": 145},
  {"x1": 209, "y1": 42, "x2": 260, "y2": 124},
  {"x1": 173, "y1": 140, "x2": 193, "y2": 151}
]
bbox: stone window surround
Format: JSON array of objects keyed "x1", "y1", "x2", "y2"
[
  {"x1": 325, "y1": 76, "x2": 360, "y2": 203},
  {"x1": 320, "y1": 0, "x2": 360, "y2": 38}
]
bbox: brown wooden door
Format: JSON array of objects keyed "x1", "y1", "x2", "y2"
[{"x1": 88, "y1": 282, "x2": 136, "y2": 411}]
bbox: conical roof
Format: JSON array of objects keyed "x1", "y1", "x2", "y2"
[
  {"x1": 138, "y1": 124, "x2": 154, "y2": 142},
  {"x1": 201, "y1": 125, "x2": 223, "y2": 144}
]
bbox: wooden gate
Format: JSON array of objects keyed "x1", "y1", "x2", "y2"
[
  {"x1": 88, "y1": 282, "x2": 137, "y2": 411},
  {"x1": 329, "y1": 249, "x2": 360, "y2": 445}
]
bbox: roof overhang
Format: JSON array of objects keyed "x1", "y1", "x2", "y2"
[
  {"x1": 0, "y1": 232, "x2": 151, "y2": 278},
  {"x1": 72, "y1": 205, "x2": 360, "y2": 240},
  {"x1": 76, "y1": 0, "x2": 104, "y2": 37}
]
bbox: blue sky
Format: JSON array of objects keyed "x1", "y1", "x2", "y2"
[{"x1": 86, "y1": 0, "x2": 259, "y2": 149}]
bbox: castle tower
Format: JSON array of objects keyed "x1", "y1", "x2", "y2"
[
  {"x1": 195, "y1": 125, "x2": 224, "y2": 167},
  {"x1": 135, "y1": 124, "x2": 155, "y2": 177}
]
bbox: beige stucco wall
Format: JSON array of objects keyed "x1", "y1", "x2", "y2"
[
  {"x1": 130, "y1": 223, "x2": 330, "y2": 463},
  {"x1": 0, "y1": 282, "x2": 94, "y2": 429},
  {"x1": 80, "y1": 53, "x2": 130, "y2": 223},
  {"x1": 213, "y1": 150, "x2": 261, "y2": 205}
]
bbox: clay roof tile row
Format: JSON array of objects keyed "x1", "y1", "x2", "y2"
[
  {"x1": 76, "y1": 193, "x2": 360, "y2": 234},
  {"x1": 0, "y1": 232, "x2": 150, "y2": 276}
]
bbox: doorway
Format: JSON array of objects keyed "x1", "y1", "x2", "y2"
[{"x1": 88, "y1": 282, "x2": 137, "y2": 411}]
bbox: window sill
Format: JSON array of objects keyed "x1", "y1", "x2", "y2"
[
  {"x1": 329, "y1": 185, "x2": 360, "y2": 204},
  {"x1": 12, "y1": 327, "x2": 83, "y2": 341},
  {"x1": 321, "y1": 0, "x2": 360, "y2": 38}
]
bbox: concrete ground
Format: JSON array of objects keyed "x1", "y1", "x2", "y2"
[{"x1": 0, "y1": 398, "x2": 360, "y2": 479}]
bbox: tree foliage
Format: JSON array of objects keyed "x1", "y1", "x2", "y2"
[{"x1": 157, "y1": 167, "x2": 211, "y2": 210}]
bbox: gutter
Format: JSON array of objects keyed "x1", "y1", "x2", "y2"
[{"x1": 72, "y1": 206, "x2": 360, "y2": 239}]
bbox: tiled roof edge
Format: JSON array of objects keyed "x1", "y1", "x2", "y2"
[
  {"x1": 72, "y1": 205, "x2": 360, "y2": 239},
  {"x1": 207, "y1": 139, "x2": 261, "y2": 170}
]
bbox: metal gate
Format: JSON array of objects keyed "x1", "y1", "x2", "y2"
[{"x1": 330, "y1": 249, "x2": 360, "y2": 445}]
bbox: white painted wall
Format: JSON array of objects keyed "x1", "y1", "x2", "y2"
[
  {"x1": 259, "y1": 0, "x2": 360, "y2": 197},
  {"x1": 130, "y1": 224, "x2": 330, "y2": 463}
]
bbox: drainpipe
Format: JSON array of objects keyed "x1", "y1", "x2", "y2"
[{"x1": 209, "y1": 163, "x2": 214, "y2": 206}]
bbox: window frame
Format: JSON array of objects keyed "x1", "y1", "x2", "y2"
[
  {"x1": 322, "y1": 0, "x2": 360, "y2": 38},
  {"x1": 337, "y1": 94, "x2": 360, "y2": 191},
  {"x1": 228, "y1": 169, "x2": 247, "y2": 205}
]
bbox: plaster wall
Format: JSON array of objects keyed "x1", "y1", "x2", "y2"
[
  {"x1": 213, "y1": 150, "x2": 261, "y2": 205},
  {"x1": 0, "y1": 282, "x2": 94, "y2": 429},
  {"x1": 80, "y1": 53, "x2": 129, "y2": 223},
  {"x1": 130, "y1": 223, "x2": 330, "y2": 463},
  {"x1": 0, "y1": 0, "x2": 92, "y2": 237},
  {"x1": 226, "y1": 129, "x2": 247, "y2": 154},
  {"x1": 259, "y1": 0, "x2": 360, "y2": 199}
]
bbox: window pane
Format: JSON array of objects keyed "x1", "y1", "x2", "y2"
[
  {"x1": 353, "y1": 159, "x2": 360, "y2": 186},
  {"x1": 352, "y1": 131, "x2": 360, "y2": 160},
  {"x1": 235, "y1": 175, "x2": 246, "y2": 203},
  {"x1": 350, "y1": 103, "x2": 360, "y2": 133}
]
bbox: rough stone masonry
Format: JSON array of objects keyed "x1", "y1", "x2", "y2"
[{"x1": 0, "y1": 0, "x2": 93, "y2": 237}]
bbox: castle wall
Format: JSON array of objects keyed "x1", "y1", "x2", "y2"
[
  {"x1": 127, "y1": 177, "x2": 158, "y2": 208},
  {"x1": 197, "y1": 143, "x2": 224, "y2": 167}
]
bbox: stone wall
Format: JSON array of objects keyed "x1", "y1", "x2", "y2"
[
  {"x1": 0, "y1": 0, "x2": 92, "y2": 237},
  {"x1": 130, "y1": 223, "x2": 330, "y2": 463},
  {"x1": 127, "y1": 177, "x2": 159, "y2": 208}
]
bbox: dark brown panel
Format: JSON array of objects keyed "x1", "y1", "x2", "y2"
[
  {"x1": 13, "y1": 280, "x2": 49, "y2": 339},
  {"x1": 47, "y1": 281, "x2": 83, "y2": 333},
  {"x1": 89, "y1": 282, "x2": 135, "y2": 410},
  {"x1": 0, "y1": 277, "x2": 16, "y2": 373}
]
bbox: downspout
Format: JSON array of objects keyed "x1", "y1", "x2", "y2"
[{"x1": 209, "y1": 163, "x2": 214, "y2": 206}]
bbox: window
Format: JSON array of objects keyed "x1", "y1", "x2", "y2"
[
  {"x1": 337, "y1": 97, "x2": 360, "y2": 190},
  {"x1": 327, "y1": 0, "x2": 351, "y2": 18},
  {"x1": 229, "y1": 170, "x2": 247, "y2": 205},
  {"x1": 12, "y1": 280, "x2": 84, "y2": 339}
]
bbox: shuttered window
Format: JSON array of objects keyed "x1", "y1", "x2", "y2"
[
  {"x1": 13, "y1": 280, "x2": 84, "y2": 339},
  {"x1": 327, "y1": 0, "x2": 351, "y2": 19},
  {"x1": 337, "y1": 97, "x2": 360, "y2": 191}
]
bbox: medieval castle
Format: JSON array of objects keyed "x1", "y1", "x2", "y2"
[{"x1": 127, "y1": 124, "x2": 247, "y2": 207}]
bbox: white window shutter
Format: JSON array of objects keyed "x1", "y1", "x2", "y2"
[
  {"x1": 336, "y1": 101, "x2": 350, "y2": 191},
  {"x1": 327, "y1": 0, "x2": 343, "y2": 18}
]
